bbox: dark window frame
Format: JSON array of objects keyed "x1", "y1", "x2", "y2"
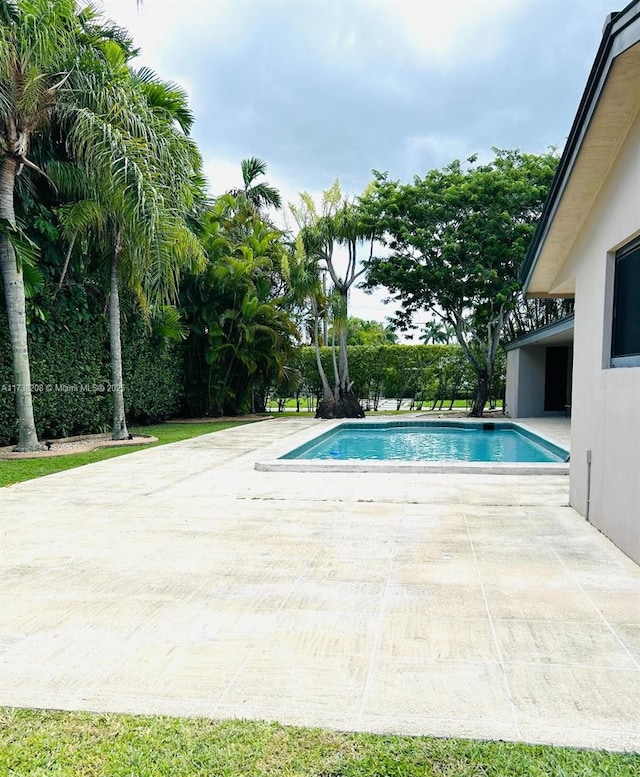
[{"x1": 611, "y1": 236, "x2": 640, "y2": 368}]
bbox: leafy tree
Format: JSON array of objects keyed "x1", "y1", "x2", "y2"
[{"x1": 362, "y1": 149, "x2": 558, "y2": 416}]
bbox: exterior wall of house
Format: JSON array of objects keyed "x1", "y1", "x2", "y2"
[
  {"x1": 566, "y1": 111, "x2": 640, "y2": 564},
  {"x1": 506, "y1": 343, "x2": 572, "y2": 418},
  {"x1": 505, "y1": 346, "x2": 547, "y2": 417}
]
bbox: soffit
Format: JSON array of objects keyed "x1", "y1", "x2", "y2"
[{"x1": 527, "y1": 42, "x2": 640, "y2": 297}]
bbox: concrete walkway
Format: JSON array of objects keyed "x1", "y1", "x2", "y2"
[{"x1": 1, "y1": 418, "x2": 639, "y2": 751}]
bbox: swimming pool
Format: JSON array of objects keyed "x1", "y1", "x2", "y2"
[
  {"x1": 255, "y1": 419, "x2": 569, "y2": 475},
  {"x1": 281, "y1": 421, "x2": 568, "y2": 463}
]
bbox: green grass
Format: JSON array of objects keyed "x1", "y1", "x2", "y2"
[
  {"x1": 267, "y1": 397, "x2": 313, "y2": 410},
  {"x1": 270, "y1": 410, "x2": 317, "y2": 418},
  {"x1": 0, "y1": 420, "x2": 252, "y2": 488},
  {"x1": 0, "y1": 709, "x2": 637, "y2": 776}
]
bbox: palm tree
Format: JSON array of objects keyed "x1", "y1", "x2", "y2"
[
  {"x1": 290, "y1": 181, "x2": 373, "y2": 418},
  {"x1": 0, "y1": 0, "x2": 92, "y2": 450},
  {"x1": 230, "y1": 157, "x2": 282, "y2": 213},
  {"x1": 182, "y1": 195, "x2": 296, "y2": 416},
  {"x1": 0, "y1": 0, "x2": 177, "y2": 448},
  {"x1": 286, "y1": 232, "x2": 332, "y2": 401},
  {"x1": 420, "y1": 318, "x2": 454, "y2": 345},
  {"x1": 54, "y1": 49, "x2": 205, "y2": 440}
]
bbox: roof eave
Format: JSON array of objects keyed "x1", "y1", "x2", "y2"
[{"x1": 520, "y1": 1, "x2": 640, "y2": 294}]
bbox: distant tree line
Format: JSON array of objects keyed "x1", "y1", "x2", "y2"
[{"x1": 272, "y1": 345, "x2": 505, "y2": 415}]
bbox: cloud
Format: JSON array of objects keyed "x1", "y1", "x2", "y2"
[
  {"x1": 402, "y1": 134, "x2": 473, "y2": 175},
  {"x1": 367, "y1": 0, "x2": 532, "y2": 67},
  {"x1": 100, "y1": 0, "x2": 614, "y2": 180},
  {"x1": 99, "y1": 0, "x2": 617, "y2": 324}
]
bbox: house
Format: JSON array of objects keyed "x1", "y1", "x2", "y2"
[{"x1": 512, "y1": 1, "x2": 640, "y2": 564}]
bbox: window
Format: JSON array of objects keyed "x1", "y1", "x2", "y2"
[{"x1": 611, "y1": 238, "x2": 640, "y2": 367}]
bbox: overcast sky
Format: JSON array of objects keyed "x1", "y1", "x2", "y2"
[{"x1": 100, "y1": 0, "x2": 616, "y2": 334}]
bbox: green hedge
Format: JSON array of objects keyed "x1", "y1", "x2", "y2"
[
  {"x1": 122, "y1": 320, "x2": 184, "y2": 425},
  {"x1": 0, "y1": 319, "x2": 15, "y2": 443},
  {"x1": 27, "y1": 315, "x2": 112, "y2": 440},
  {"x1": 287, "y1": 344, "x2": 505, "y2": 408},
  {"x1": 0, "y1": 312, "x2": 183, "y2": 446}
]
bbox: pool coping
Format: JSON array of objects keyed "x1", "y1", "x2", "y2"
[{"x1": 255, "y1": 417, "x2": 570, "y2": 475}]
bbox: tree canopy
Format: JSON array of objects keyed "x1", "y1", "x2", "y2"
[
  {"x1": 362, "y1": 149, "x2": 559, "y2": 416},
  {"x1": 334, "y1": 317, "x2": 398, "y2": 346}
]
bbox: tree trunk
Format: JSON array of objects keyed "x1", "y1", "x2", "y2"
[
  {"x1": 316, "y1": 391, "x2": 364, "y2": 419},
  {"x1": 338, "y1": 313, "x2": 349, "y2": 393},
  {"x1": 469, "y1": 371, "x2": 490, "y2": 417},
  {"x1": 321, "y1": 271, "x2": 328, "y2": 345},
  {"x1": 313, "y1": 310, "x2": 332, "y2": 401},
  {"x1": 109, "y1": 234, "x2": 129, "y2": 440},
  {"x1": 53, "y1": 230, "x2": 76, "y2": 299},
  {"x1": 316, "y1": 311, "x2": 364, "y2": 419},
  {"x1": 454, "y1": 313, "x2": 502, "y2": 419},
  {"x1": 330, "y1": 325, "x2": 339, "y2": 396},
  {"x1": 0, "y1": 156, "x2": 41, "y2": 451}
]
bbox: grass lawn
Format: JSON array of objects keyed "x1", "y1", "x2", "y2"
[
  {"x1": 1, "y1": 710, "x2": 637, "y2": 777},
  {"x1": 0, "y1": 420, "x2": 252, "y2": 488}
]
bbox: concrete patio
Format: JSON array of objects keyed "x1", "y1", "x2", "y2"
[{"x1": 1, "y1": 417, "x2": 639, "y2": 751}]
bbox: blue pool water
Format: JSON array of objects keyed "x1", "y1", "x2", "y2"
[{"x1": 281, "y1": 422, "x2": 567, "y2": 463}]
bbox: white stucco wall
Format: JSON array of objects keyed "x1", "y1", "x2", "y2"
[
  {"x1": 506, "y1": 342, "x2": 572, "y2": 418},
  {"x1": 563, "y1": 111, "x2": 640, "y2": 564},
  {"x1": 505, "y1": 349, "x2": 520, "y2": 417},
  {"x1": 505, "y1": 347, "x2": 547, "y2": 417}
]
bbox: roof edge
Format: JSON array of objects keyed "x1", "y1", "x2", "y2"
[
  {"x1": 520, "y1": 1, "x2": 640, "y2": 292},
  {"x1": 504, "y1": 315, "x2": 575, "y2": 351}
]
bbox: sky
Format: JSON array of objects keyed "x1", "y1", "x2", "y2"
[{"x1": 100, "y1": 0, "x2": 618, "y2": 337}]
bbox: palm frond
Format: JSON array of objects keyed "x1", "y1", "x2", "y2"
[
  {"x1": 0, "y1": 216, "x2": 40, "y2": 270},
  {"x1": 57, "y1": 199, "x2": 105, "y2": 240},
  {"x1": 150, "y1": 304, "x2": 188, "y2": 341},
  {"x1": 21, "y1": 257, "x2": 44, "y2": 298},
  {"x1": 0, "y1": 1, "x2": 19, "y2": 25},
  {"x1": 134, "y1": 67, "x2": 194, "y2": 134},
  {"x1": 249, "y1": 182, "x2": 282, "y2": 210},
  {"x1": 241, "y1": 156, "x2": 267, "y2": 189}
]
